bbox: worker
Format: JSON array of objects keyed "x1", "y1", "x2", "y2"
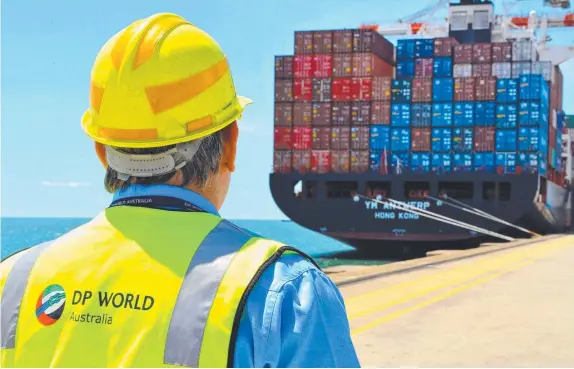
[{"x1": 0, "y1": 13, "x2": 360, "y2": 368}]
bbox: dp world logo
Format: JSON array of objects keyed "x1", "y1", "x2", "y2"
[{"x1": 36, "y1": 284, "x2": 66, "y2": 326}]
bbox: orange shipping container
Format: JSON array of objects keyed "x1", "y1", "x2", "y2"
[
  {"x1": 293, "y1": 103, "x2": 312, "y2": 126},
  {"x1": 273, "y1": 150, "x2": 292, "y2": 173},
  {"x1": 330, "y1": 151, "x2": 350, "y2": 173},
  {"x1": 274, "y1": 103, "x2": 292, "y2": 126},
  {"x1": 312, "y1": 150, "x2": 331, "y2": 173}
]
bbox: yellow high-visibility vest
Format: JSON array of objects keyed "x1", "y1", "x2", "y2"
[{"x1": 0, "y1": 205, "x2": 312, "y2": 367}]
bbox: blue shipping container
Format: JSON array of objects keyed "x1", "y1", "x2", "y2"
[
  {"x1": 518, "y1": 127, "x2": 540, "y2": 152},
  {"x1": 410, "y1": 153, "x2": 431, "y2": 172},
  {"x1": 453, "y1": 127, "x2": 474, "y2": 152},
  {"x1": 496, "y1": 153, "x2": 517, "y2": 173},
  {"x1": 557, "y1": 111, "x2": 565, "y2": 131},
  {"x1": 396, "y1": 60, "x2": 415, "y2": 78},
  {"x1": 397, "y1": 39, "x2": 415, "y2": 60},
  {"x1": 518, "y1": 101, "x2": 548, "y2": 126},
  {"x1": 433, "y1": 57, "x2": 453, "y2": 77},
  {"x1": 411, "y1": 104, "x2": 432, "y2": 127},
  {"x1": 474, "y1": 153, "x2": 495, "y2": 172},
  {"x1": 496, "y1": 78, "x2": 518, "y2": 103},
  {"x1": 454, "y1": 102, "x2": 474, "y2": 127},
  {"x1": 369, "y1": 125, "x2": 391, "y2": 150},
  {"x1": 391, "y1": 152, "x2": 410, "y2": 173},
  {"x1": 391, "y1": 78, "x2": 412, "y2": 103},
  {"x1": 496, "y1": 104, "x2": 518, "y2": 129},
  {"x1": 391, "y1": 103, "x2": 411, "y2": 126},
  {"x1": 432, "y1": 103, "x2": 453, "y2": 126},
  {"x1": 415, "y1": 39, "x2": 434, "y2": 58},
  {"x1": 453, "y1": 153, "x2": 473, "y2": 172},
  {"x1": 474, "y1": 102, "x2": 496, "y2": 126},
  {"x1": 431, "y1": 153, "x2": 452, "y2": 173},
  {"x1": 391, "y1": 128, "x2": 411, "y2": 152},
  {"x1": 517, "y1": 152, "x2": 546, "y2": 175},
  {"x1": 369, "y1": 150, "x2": 390, "y2": 173},
  {"x1": 496, "y1": 129, "x2": 517, "y2": 151},
  {"x1": 432, "y1": 78, "x2": 454, "y2": 102},
  {"x1": 519, "y1": 74, "x2": 549, "y2": 105},
  {"x1": 432, "y1": 128, "x2": 452, "y2": 152}
]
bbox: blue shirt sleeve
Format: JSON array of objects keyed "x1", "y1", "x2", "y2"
[{"x1": 233, "y1": 254, "x2": 361, "y2": 368}]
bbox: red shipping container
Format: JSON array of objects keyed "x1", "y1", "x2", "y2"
[
  {"x1": 312, "y1": 54, "x2": 333, "y2": 78},
  {"x1": 312, "y1": 102, "x2": 332, "y2": 126},
  {"x1": 292, "y1": 151, "x2": 312, "y2": 173},
  {"x1": 275, "y1": 56, "x2": 293, "y2": 79},
  {"x1": 274, "y1": 127, "x2": 292, "y2": 149},
  {"x1": 294, "y1": 31, "x2": 313, "y2": 54},
  {"x1": 411, "y1": 128, "x2": 431, "y2": 152},
  {"x1": 371, "y1": 101, "x2": 391, "y2": 125},
  {"x1": 275, "y1": 80, "x2": 293, "y2": 102},
  {"x1": 312, "y1": 127, "x2": 331, "y2": 150},
  {"x1": 350, "y1": 150, "x2": 370, "y2": 173},
  {"x1": 454, "y1": 77, "x2": 476, "y2": 101},
  {"x1": 472, "y1": 64, "x2": 492, "y2": 77},
  {"x1": 351, "y1": 102, "x2": 371, "y2": 125},
  {"x1": 292, "y1": 127, "x2": 312, "y2": 150},
  {"x1": 551, "y1": 66, "x2": 563, "y2": 111},
  {"x1": 474, "y1": 127, "x2": 495, "y2": 152},
  {"x1": 454, "y1": 44, "x2": 473, "y2": 64},
  {"x1": 350, "y1": 127, "x2": 370, "y2": 150},
  {"x1": 351, "y1": 77, "x2": 372, "y2": 101},
  {"x1": 293, "y1": 103, "x2": 312, "y2": 126},
  {"x1": 274, "y1": 103, "x2": 292, "y2": 126},
  {"x1": 294, "y1": 55, "x2": 313, "y2": 78},
  {"x1": 475, "y1": 77, "x2": 497, "y2": 101},
  {"x1": 371, "y1": 76, "x2": 392, "y2": 101},
  {"x1": 332, "y1": 102, "x2": 352, "y2": 126},
  {"x1": 415, "y1": 58, "x2": 434, "y2": 77},
  {"x1": 313, "y1": 31, "x2": 333, "y2": 54},
  {"x1": 412, "y1": 77, "x2": 433, "y2": 102},
  {"x1": 312, "y1": 150, "x2": 331, "y2": 173},
  {"x1": 273, "y1": 150, "x2": 292, "y2": 173},
  {"x1": 330, "y1": 151, "x2": 350, "y2": 173},
  {"x1": 492, "y1": 42, "x2": 512, "y2": 63},
  {"x1": 352, "y1": 53, "x2": 394, "y2": 77},
  {"x1": 550, "y1": 126, "x2": 556, "y2": 151},
  {"x1": 352, "y1": 29, "x2": 395, "y2": 65},
  {"x1": 293, "y1": 79, "x2": 312, "y2": 101},
  {"x1": 332, "y1": 78, "x2": 353, "y2": 101},
  {"x1": 333, "y1": 30, "x2": 353, "y2": 53},
  {"x1": 433, "y1": 37, "x2": 459, "y2": 57},
  {"x1": 472, "y1": 43, "x2": 492, "y2": 64},
  {"x1": 331, "y1": 127, "x2": 351, "y2": 150},
  {"x1": 312, "y1": 78, "x2": 332, "y2": 102},
  {"x1": 332, "y1": 54, "x2": 353, "y2": 77}
]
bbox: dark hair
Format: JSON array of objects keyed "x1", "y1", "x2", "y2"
[{"x1": 104, "y1": 130, "x2": 224, "y2": 193}]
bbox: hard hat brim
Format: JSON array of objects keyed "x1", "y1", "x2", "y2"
[{"x1": 237, "y1": 95, "x2": 253, "y2": 110}]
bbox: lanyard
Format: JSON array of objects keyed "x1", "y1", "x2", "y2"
[{"x1": 108, "y1": 195, "x2": 207, "y2": 213}]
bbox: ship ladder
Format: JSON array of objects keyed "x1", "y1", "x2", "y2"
[
  {"x1": 355, "y1": 194, "x2": 515, "y2": 242},
  {"x1": 426, "y1": 194, "x2": 541, "y2": 238}
]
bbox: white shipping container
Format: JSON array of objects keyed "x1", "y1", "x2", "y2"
[
  {"x1": 512, "y1": 61, "x2": 532, "y2": 78},
  {"x1": 453, "y1": 63, "x2": 472, "y2": 78},
  {"x1": 491, "y1": 62, "x2": 512, "y2": 78},
  {"x1": 512, "y1": 40, "x2": 538, "y2": 62},
  {"x1": 531, "y1": 61, "x2": 553, "y2": 82}
]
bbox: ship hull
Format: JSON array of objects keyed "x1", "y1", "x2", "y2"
[{"x1": 269, "y1": 172, "x2": 572, "y2": 251}]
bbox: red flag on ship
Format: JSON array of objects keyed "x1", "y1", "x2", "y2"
[{"x1": 380, "y1": 147, "x2": 388, "y2": 174}]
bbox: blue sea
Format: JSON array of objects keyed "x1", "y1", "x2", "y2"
[{"x1": 1, "y1": 218, "x2": 388, "y2": 268}]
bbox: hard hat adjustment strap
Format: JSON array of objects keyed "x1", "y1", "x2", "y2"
[{"x1": 105, "y1": 139, "x2": 204, "y2": 179}]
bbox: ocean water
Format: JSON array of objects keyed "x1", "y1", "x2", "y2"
[{"x1": 1, "y1": 217, "x2": 377, "y2": 268}]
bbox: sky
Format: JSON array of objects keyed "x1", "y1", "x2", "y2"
[{"x1": 1, "y1": 0, "x2": 573, "y2": 219}]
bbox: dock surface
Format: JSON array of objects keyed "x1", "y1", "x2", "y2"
[{"x1": 337, "y1": 235, "x2": 574, "y2": 367}]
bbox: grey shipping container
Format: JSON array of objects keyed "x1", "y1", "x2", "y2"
[
  {"x1": 312, "y1": 78, "x2": 332, "y2": 102},
  {"x1": 453, "y1": 64, "x2": 473, "y2": 78},
  {"x1": 531, "y1": 61, "x2": 553, "y2": 82},
  {"x1": 273, "y1": 150, "x2": 292, "y2": 173},
  {"x1": 512, "y1": 40, "x2": 538, "y2": 62},
  {"x1": 472, "y1": 63, "x2": 492, "y2": 77},
  {"x1": 512, "y1": 62, "x2": 532, "y2": 78},
  {"x1": 492, "y1": 62, "x2": 512, "y2": 78},
  {"x1": 312, "y1": 102, "x2": 332, "y2": 126}
]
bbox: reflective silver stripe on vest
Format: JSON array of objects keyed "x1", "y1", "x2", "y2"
[
  {"x1": 1, "y1": 242, "x2": 51, "y2": 349},
  {"x1": 164, "y1": 220, "x2": 252, "y2": 367}
]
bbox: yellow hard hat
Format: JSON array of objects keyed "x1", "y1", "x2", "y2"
[{"x1": 81, "y1": 13, "x2": 252, "y2": 149}]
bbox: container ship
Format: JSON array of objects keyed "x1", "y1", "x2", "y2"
[{"x1": 270, "y1": 0, "x2": 574, "y2": 251}]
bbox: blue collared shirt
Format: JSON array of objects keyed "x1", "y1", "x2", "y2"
[{"x1": 113, "y1": 185, "x2": 360, "y2": 368}]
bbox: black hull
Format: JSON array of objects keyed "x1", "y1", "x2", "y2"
[{"x1": 269, "y1": 172, "x2": 573, "y2": 251}]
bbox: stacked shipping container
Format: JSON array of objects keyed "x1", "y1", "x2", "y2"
[{"x1": 273, "y1": 32, "x2": 566, "y2": 185}]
